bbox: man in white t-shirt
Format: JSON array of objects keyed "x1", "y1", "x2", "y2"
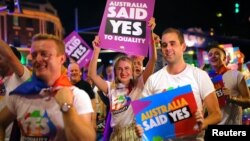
[
  {"x1": 0, "y1": 34, "x2": 95, "y2": 141},
  {"x1": 136, "y1": 28, "x2": 222, "y2": 141},
  {"x1": 0, "y1": 39, "x2": 31, "y2": 141},
  {"x1": 207, "y1": 45, "x2": 250, "y2": 124}
]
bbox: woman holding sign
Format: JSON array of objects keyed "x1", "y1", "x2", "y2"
[{"x1": 88, "y1": 18, "x2": 157, "y2": 140}]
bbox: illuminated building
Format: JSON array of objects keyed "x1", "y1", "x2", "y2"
[
  {"x1": 0, "y1": 0, "x2": 64, "y2": 47},
  {"x1": 0, "y1": 0, "x2": 64, "y2": 65}
]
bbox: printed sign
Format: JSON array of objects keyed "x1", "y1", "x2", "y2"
[
  {"x1": 131, "y1": 85, "x2": 199, "y2": 141},
  {"x1": 211, "y1": 75, "x2": 227, "y2": 107},
  {"x1": 219, "y1": 44, "x2": 235, "y2": 64},
  {"x1": 64, "y1": 31, "x2": 93, "y2": 68},
  {"x1": 99, "y1": 0, "x2": 155, "y2": 56},
  {"x1": 232, "y1": 47, "x2": 240, "y2": 64}
]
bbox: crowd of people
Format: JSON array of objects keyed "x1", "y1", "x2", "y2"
[{"x1": 0, "y1": 19, "x2": 250, "y2": 141}]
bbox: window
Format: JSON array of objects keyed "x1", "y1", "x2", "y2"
[
  {"x1": 46, "y1": 21, "x2": 54, "y2": 34},
  {"x1": 26, "y1": 18, "x2": 33, "y2": 28},
  {"x1": 13, "y1": 16, "x2": 19, "y2": 26}
]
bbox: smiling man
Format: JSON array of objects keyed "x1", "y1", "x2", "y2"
[
  {"x1": 0, "y1": 34, "x2": 95, "y2": 141},
  {"x1": 136, "y1": 28, "x2": 222, "y2": 141},
  {"x1": 207, "y1": 45, "x2": 250, "y2": 124}
]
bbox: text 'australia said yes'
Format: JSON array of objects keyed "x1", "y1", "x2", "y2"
[
  {"x1": 140, "y1": 98, "x2": 193, "y2": 131},
  {"x1": 105, "y1": 1, "x2": 148, "y2": 42}
]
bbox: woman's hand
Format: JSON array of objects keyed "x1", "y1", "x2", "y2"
[
  {"x1": 135, "y1": 124, "x2": 144, "y2": 137},
  {"x1": 92, "y1": 36, "x2": 101, "y2": 53},
  {"x1": 148, "y1": 17, "x2": 156, "y2": 31}
]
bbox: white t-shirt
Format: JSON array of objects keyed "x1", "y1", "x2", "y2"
[
  {"x1": 7, "y1": 86, "x2": 93, "y2": 141},
  {"x1": 143, "y1": 64, "x2": 214, "y2": 110},
  {"x1": 142, "y1": 64, "x2": 215, "y2": 141},
  {"x1": 0, "y1": 66, "x2": 31, "y2": 141},
  {"x1": 218, "y1": 70, "x2": 244, "y2": 125},
  {"x1": 106, "y1": 77, "x2": 144, "y2": 128}
]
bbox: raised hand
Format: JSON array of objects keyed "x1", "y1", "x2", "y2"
[
  {"x1": 92, "y1": 36, "x2": 101, "y2": 53},
  {"x1": 148, "y1": 17, "x2": 156, "y2": 31}
]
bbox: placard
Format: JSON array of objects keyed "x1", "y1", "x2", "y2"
[
  {"x1": 64, "y1": 31, "x2": 93, "y2": 68},
  {"x1": 131, "y1": 85, "x2": 199, "y2": 140},
  {"x1": 99, "y1": 0, "x2": 155, "y2": 56}
]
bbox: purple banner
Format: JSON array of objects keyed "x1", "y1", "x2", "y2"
[
  {"x1": 64, "y1": 31, "x2": 93, "y2": 68},
  {"x1": 99, "y1": 0, "x2": 155, "y2": 57}
]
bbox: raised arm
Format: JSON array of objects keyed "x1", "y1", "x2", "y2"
[
  {"x1": 142, "y1": 17, "x2": 157, "y2": 82},
  {"x1": 0, "y1": 39, "x2": 24, "y2": 77},
  {"x1": 88, "y1": 36, "x2": 109, "y2": 94}
]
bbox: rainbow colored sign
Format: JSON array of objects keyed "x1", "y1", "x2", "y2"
[{"x1": 131, "y1": 85, "x2": 199, "y2": 140}]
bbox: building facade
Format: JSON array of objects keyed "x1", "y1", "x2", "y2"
[{"x1": 0, "y1": 0, "x2": 64, "y2": 47}]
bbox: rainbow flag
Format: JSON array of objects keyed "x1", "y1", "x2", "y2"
[{"x1": 10, "y1": 73, "x2": 72, "y2": 95}]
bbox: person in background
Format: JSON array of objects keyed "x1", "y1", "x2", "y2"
[
  {"x1": 136, "y1": 27, "x2": 222, "y2": 141},
  {"x1": 88, "y1": 17, "x2": 157, "y2": 140},
  {"x1": 237, "y1": 51, "x2": 245, "y2": 72},
  {"x1": 0, "y1": 39, "x2": 31, "y2": 141},
  {"x1": 207, "y1": 45, "x2": 250, "y2": 124},
  {"x1": 67, "y1": 62, "x2": 97, "y2": 129},
  {"x1": 0, "y1": 34, "x2": 95, "y2": 141},
  {"x1": 100, "y1": 64, "x2": 114, "y2": 117},
  {"x1": 103, "y1": 64, "x2": 115, "y2": 82},
  {"x1": 86, "y1": 75, "x2": 107, "y2": 141},
  {"x1": 98, "y1": 64, "x2": 114, "y2": 141},
  {"x1": 130, "y1": 55, "x2": 145, "y2": 79},
  {"x1": 130, "y1": 33, "x2": 160, "y2": 80}
]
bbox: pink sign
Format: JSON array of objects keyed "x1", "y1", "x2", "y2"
[
  {"x1": 99, "y1": 0, "x2": 155, "y2": 57},
  {"x1": 64, "y1": 31, "x2": 93, "y2": 68}
]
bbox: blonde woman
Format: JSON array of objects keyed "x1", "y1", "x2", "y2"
[{"x1": 88, "y1": 18, "x2": 157, "y2": 140}]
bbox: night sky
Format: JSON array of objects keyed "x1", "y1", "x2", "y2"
[{"x1": 49, "y1": 0, "x2": 250, "y2": 61}]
